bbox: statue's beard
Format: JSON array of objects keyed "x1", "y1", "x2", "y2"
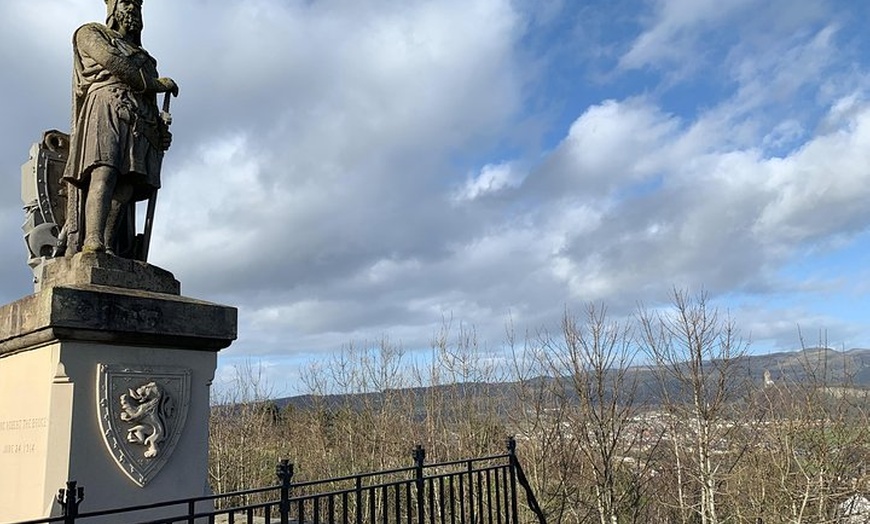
[{"x1": 116, "y1": 10, "x2": 143, "y2": 34}]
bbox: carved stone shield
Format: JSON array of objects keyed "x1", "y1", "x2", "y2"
[
  {"x1": 96, "y1": 363, "x2": 191, "y2": 487},
  {"x1": 21, "y1": 130, "x2": 70, "y2": 273}
]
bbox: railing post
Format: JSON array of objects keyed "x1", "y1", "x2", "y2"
[
  {"x1": 413, "y1": 445, "x2": 426, "y2": 524},
  {"x1": 56, "y1": 481, "x2": 83, "y2": 524},
  {"x1": 506, "y1": 437, "x2": 519, "y2": 524},
  {"x1": 355, "y1": 475, "x2": 363, "y2": 524},
  {"x1": 509, "y1": 438, "x2": 546, "y2": 524},
  {"x1": 467, "y1": 459, "x2": 475, "y2": 524},
  {"x1": 276, "y1": 459, "x2": 294, "y2": 524}
]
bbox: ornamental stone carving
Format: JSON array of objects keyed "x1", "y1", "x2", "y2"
[
  {"x1": 97, "y1": 364, "x2": 190, "y2": 487},
  {"x1": 120, "y1": 381, "x2": 172, "y2": 458}
]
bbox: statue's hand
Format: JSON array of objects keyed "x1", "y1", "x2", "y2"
[
  {"x1": 157, "y1": 77, "x2": 179, "y2": 97},
  {"x1": 161, "y1": 128, "x2": 173, "y2": 151}
]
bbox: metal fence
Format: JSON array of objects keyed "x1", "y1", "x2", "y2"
[{"x1": 6, "y1": 437, "x2": 545, "y2": 524}]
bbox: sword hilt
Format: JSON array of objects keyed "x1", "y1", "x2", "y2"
[{"x1": 161, "y1": 93, "x2": 172, "y2": 126}]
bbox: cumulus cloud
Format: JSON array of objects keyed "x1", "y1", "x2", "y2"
[
  {"x1": 454, "y1": 162, "x2": 525, "y2": 201},
  {"x1": 142, "y1": 0, "x2": 524, "y2": 299},
  {"x1": 520, "y1": 90, "x2": 870, "y2": 305},
  {"x1": 531, "y1": 99, "x2": 681, "y2": 199},
  {"x1": 755, "y1": 102, "x2": 870, "y2": 245}
]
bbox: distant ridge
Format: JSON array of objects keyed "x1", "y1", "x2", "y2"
[{"x1": 268, "y1": 347, "x2": 870, "y2": 411}]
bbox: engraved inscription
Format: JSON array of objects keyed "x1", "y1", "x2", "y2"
[
  {"x1": 56, "y1": 294, "x2": 162, "y2": 330},
  {"x1": 0, "y1": 418, "x2": 46, "y2": 455},
  {"x1": 102, "y1": 303, "x2": 162, "y2": 329},
  {"x1": 0, "y1": 418, "x2": 47, "y2": 431},
  {"x1": 2, "y1": 443, "x2": 37, "y2": 455}
]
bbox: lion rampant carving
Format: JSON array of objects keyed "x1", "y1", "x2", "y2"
[{"x1": 120, "y1": 382, "x2": 174, "y2": 458}]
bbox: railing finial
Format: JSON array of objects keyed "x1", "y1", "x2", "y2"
[
  {"x1": 413, "y1": 444, "x2": 426, "y2": 466},
  {"x1": 57, "y1": 480, "x2": 84, "y2": 523},
  {"x1": 276, "y1": 459, "x2": 294, "y2": 524}
]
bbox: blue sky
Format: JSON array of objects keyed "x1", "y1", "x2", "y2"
[{"x1": 0, "y1": 0, "x2": 868, "y2": 394}]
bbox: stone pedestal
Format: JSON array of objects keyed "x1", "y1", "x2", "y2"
[{"x1": 0, "y1": 253, "x2": 236, "y2": 523}]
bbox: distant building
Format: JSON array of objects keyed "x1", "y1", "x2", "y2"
[{"x1": 763, "y1": 370, "x2": 774, "y2": 388}]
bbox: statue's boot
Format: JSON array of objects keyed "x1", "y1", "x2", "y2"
[
  {"x1": 83, "y1": 203, "x2": 107, "y2": 253},
  {"x1": 83, "y1": 166, "x2": 118, "y2": 253},
  {"x1": 103, "y1": 182, "x2": 134, "y2": 256},
  {"x1": 103, "y1": 201, "x2": 122, "y2": 256},
  {"x1": 81, "y1": 238, "x2": 104, "y2": 253}
]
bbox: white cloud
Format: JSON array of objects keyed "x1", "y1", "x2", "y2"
[
  {"x1": 509, "y1": 83, "x2": 870, "y2": 310},
  {"x1": 619, "y1": 0, "x2": 756, "y2": 72},
  {"x1": 138, "y1": 0, "x2": 525, "y2": 298},
  {"x1": 734, "y1": 303, "x2": 863, "y2": 352},
  {"x1": 454, "y1": 162, "x2": 525, "y2": 201},
  {"x1": 755, "y1": 101, "x2": 870, "y2": 244},
  {"x1": 151, "y1": 133, "x2": 271, "y2": 269},
  {"x1": 619, "y1": 0, "x2": 832, "y2": 87},
  {"x1": 539, "y1": 99, "x2": 680, "y2": 197}
]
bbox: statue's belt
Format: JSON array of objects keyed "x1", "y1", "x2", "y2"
[{"x1": 85, "y1": 82, "x2": 165, "y2": 149}]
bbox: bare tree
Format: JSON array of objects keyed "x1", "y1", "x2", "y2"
[
  {"x1": 209, "y1": 360, "x2": 284, "y2": 508},
  {"x1": 414, "y1": 318, "x2": 507, "y2": 460},
  {"x1": 509, "y1": 305, "x2": 659, "y2": 523},
  {"x1": 638, "y1": 289, "x2": 750, "y2": 524},
  {"x1": 742, "y1": 333, "x2": 870, "y2": 523},
  {"x1": 506, "y1": 320, "x2": 579, "y2": 524},
  {"x1": 547, "y1": 305, "x2": 655, "y2": 523}
]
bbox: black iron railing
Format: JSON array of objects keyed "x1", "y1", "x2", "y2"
[{"x1": 4, "y1": 437, "x2": 545, "y2": 524}]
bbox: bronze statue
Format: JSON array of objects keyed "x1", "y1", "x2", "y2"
[{"x1": 60, "y1": 0, "x2": 178, "y2": 259}]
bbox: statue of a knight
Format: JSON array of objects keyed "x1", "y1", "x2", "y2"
[{"x1": 61, "y1": 0, "x2": 178, "y2": 258}]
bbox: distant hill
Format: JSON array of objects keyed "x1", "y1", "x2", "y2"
[
  {"x1": 747, "y1": 347, "x2": 870, "y2": 384},
  {"x1": 269, "y1": 347, "x2": 870, "y2": 412}
]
